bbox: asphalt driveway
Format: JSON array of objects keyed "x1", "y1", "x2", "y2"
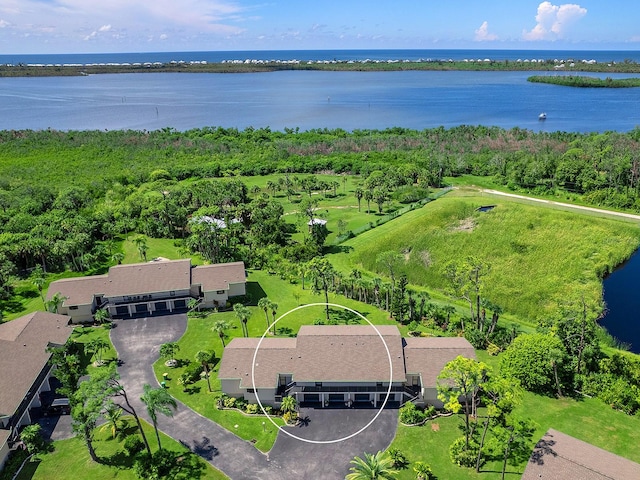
[
  {"x1": 269, "y1": 407, "x2": 398, "y2": 479},
  {"x1": 110, "y1": 315, "x2": 398, "y2": 480}
]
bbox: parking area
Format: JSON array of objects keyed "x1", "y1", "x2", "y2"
[{"x1": 268, "y1": 407, "x2": 398, "y2": 479}]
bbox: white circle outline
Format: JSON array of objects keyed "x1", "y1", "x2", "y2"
[{"x1": 251, "y1": 302, "x2": 394, "y2": 444}]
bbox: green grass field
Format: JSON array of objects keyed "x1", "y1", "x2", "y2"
[
  {"x1": 15, "y1": 418, "x2": 227, "y2": 480},
  {"x1": 330, "y1": 190, "x2": 640, "y2": 321}
]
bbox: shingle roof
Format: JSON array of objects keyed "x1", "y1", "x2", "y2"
[
  {"x1": 218, "y1": 326, "x2": 473, "y2": 390},
  {"x1": 46, "y1": 275, "x2": 109, "y2": 306},
  {"x1": 0, "y1": 312, "x2": 72, "y2": 418},
  {"x1": 47, "y1": 259, "x2": 246, "y2": 307},
  {"x1": 522, "y1": 429, "x2": 640, "y2": 480},
  {"x1": 403, "y1": 336, "x2": 477, "y2": 388},
  {"x1": 105, "y1": 259, "x2": 192, "y2": 296},
  {"x1": 192, "y1": 261, "x2": 246, "y2": 292}
]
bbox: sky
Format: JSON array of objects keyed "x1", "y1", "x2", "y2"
[{"x1": 0, "y1": 1, "x2": 639, "y2": 54}]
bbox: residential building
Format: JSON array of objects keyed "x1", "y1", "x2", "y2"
[
  {"x1": 0, "y1": 312, "x2": 72, "y2": 470},
  {"x1": 218, "y1": 325, "x2": 475, "y2": 408},
  {"x1": 522, "y1": 429, "x2": 640, "y2": 480},
  {"x1": 46, "y1": 259, "x2": 246, "y2": 323}
]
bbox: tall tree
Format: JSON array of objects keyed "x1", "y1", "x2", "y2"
[
  {"x1": 376, "y1": 251, "x2": 403, "y2": 290},
  {"x1": 159, "y1": 342, "x2": 180, "y2": 365},
  {"x1": 345, "y1": 451, "x2": 398, "y2": 480},
  {"x1": 211, "y1": 319, "x2": 231, "y2": 347},
  {"x1": 437, "y1": 356, "x2": 491, "y2": 449},
  {"x1": 233, "y1": 303, "x2": 251, "y2": 337},
  {"x1": 195, "y1": 350, "x2": 214, "y2": 393},
  {"x1": 71, "y1": 373, "x2": 110, "y2": 462},
  {"x1": 258, "y1": 297, "x2": 271, "y2": 331},
  {"x1": 354, "y1": 187, "x2": 364, "y2": 212},
  {"x1": 140, "y1": 384, "x2": 178, "y2": 450},
  {"x1": 270, "y1": 301, "x2": 279, "y2": 336},
  {"x1": 306, "y1": 257, "x2": 335, "y2": 321}
]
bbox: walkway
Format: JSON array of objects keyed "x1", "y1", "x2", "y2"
[{"x1": 110, "y1": 315, "x2": 398, "y2": 480}]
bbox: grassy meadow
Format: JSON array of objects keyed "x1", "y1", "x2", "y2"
[{"x1": 330, "y1": 189, "x2": 640, "y2": 322}]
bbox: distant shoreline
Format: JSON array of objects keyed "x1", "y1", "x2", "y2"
[{"x1": 3, "y1": 59, "x2": 640, "y2": 77}]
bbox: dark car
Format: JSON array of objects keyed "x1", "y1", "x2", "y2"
[{"x1": 44, "y1": 397, "x2": 70, "y2": 416}]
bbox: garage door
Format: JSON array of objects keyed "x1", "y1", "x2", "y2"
[
  {"x1": 304, "y1": 394, "x2": 320, "y2": 403},
  {"x1": 354, "y1": 393, "x2": 370, "y2": 403},
  {"x1": 135, "y1": 304, "x2": 148, "y2": 314},
  {"x1": 115, "y1": 306, "x2": 129, "y2": 316},
  {"x1": 155, "y1": 301, "x2": 168, "y2": 312}
]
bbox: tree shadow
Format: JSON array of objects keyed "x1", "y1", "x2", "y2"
[
  {"x1": 323, "y1": 245, "x2": 353, "y2": 255},
  {"x1": 245, "y1": 282, "x2": 267, "y2": 306},
  {"x1": 185, "y1": 436, "x2": 219, "y2": 460}
]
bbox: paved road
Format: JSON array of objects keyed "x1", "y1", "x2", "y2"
[
  {"x1": 110, "y1": 315, "x2": 398, "y2": 480},
  {"x1": 482, "y1": 189, "x2": 640, "y2": 221}
]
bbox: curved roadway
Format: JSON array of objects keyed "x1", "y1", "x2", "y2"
[{"x1": 110, "y1": 315, "x2": 398, "y2": 480}]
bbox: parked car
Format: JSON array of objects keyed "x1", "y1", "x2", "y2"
[{"x1": 44, "y1": 397, "x2": 70, "y2": 416}]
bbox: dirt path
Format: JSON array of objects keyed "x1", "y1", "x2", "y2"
[{"x1": 481, "y1": 189, "x2": 640, "y2": 221}]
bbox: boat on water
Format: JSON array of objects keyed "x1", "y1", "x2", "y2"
[{"x1": 539, "y1": 112, "x2": 547, "y2": 120}]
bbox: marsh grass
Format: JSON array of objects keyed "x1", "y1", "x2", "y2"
[{"x1": 332, "y1": 193, "x2": 640, "y2": 321}]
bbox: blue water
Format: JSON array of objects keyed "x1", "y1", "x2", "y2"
[
  {"x1": 2, "y1": 49, "x2": 639, "y2": 65},
  {"x1": 601, "y1": 251, "x2": 640, "y2": 353},
  {"x1": 2, "y1": 69, "x2": 640, "y2": 132}
]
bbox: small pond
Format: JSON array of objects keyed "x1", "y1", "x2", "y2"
[{"x1": 600, "y1": 249, "x2": 640, "y2": 354}]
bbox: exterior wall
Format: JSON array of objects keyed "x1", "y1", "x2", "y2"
[
  {"x1": 422, "y1": 387, "x2": 444, "y2": 408},
  {"x1": 64, "y1": 303, "x2": 94, "y2": 324},
  {"x1": 201, "y1": 291, "x2": 229, "y2": 309},
  {"x1": 228, "y1": 282, "x2": 246, "y2": 297},
  {"x1": 242, "y1": 389, "x2": 276, "y2": 406},
  {"x1": 220, "y1": 379, "x2": 244, "y2": 397},
  {"x1": 0, "y1": 437, "x2": 10, "y2": 473}
]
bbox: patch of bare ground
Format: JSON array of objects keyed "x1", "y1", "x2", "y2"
[
  {"x1": 449, "y1": 217, "x2": 476, "y2": 232},
  {"x1": 419, "y1": 250, "x2": 432, "y2": 267}
]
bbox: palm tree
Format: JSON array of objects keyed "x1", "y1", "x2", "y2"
[
  {"x1": 140, "y1": 384, "x2": 177, "y2": 450},
  {"x1": 233, "y1": 303, "x2": 251, "y2": 337},
  {"x1": 354, "y1": 187, "x2": 364, "y2": 212},
  {"x1": 159, "y1": 342, "x2": 180, "y2": 366},
  {"x1": 30, "y1": 265, "x2": 46, "y2": 304},
  {"x1": 45, "y1": 292, "x2": 67, "y2": 313},
  {"x1": 258, "y1": 297, "x2": 271, "y2": 331},
  {"x1": 346, "y1": 451, "x2": 399, "y2": 480},
  {"x1": 99, "y1": 402, "x2": 123, "y2": 439},
  {"x1": 195, "y1": 350, "x2": 214, "y2": 392},
  {"x1": 94, "y1": 308, "x2": 109, "y2": 324},
  {"x1": 88, "y1": 338, "x2": 109, "y2": 365},
  {"x1": 269, "y1": 301, "x2": 278, "y2": 336},
  {"x1": 211, "y1": 319, "x2": 231, "y2": 347},
  {"x1": 413, "y1": 461, "x2": 433, "y2": 480},
  {"x1": 111, "y1": 252, "x2": 125, "y2": 265},
  {"x1": 133, "y1": 235, "x2": 148, "y2": 261},
  {"x1": 280, "y1": 395, "x2": 297, "y2": 414}
]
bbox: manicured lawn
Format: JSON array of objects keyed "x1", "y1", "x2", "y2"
[
  {"x1": 151, "y1": 269, "x2": 403, "y2": 451},
  {"x1": 16, "y1": 418, "x2": 227, "y2": 480}
]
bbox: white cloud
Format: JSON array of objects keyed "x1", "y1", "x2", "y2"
[
  {"x1": 523, "y1": 1, "x2": 586, "y2": 41},
  {"x1": 474, "y1": 21, "x2": 498, "y2": 41},
  {"x1": 0, "y1": 0, "x2": 247, "y2": 49}
]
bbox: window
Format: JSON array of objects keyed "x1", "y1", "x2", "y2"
[
  {"x1": 246, "y1": 388, "x2": 255, "y2": 393},
  {"x1": 69, "y1": 306, "x2": 78, "y2": 310},
  {"x1": 216, "y1": 290, "x2": 225, "y2": 294},
  {"x1": 315, "y1": 382, "x2": 322, "y2": 387},
  {"x1": 170, "y1": 291, "x2": 175, "y2": 296}
]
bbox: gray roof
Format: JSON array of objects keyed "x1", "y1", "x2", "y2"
[
  {"x1": 522, "y1": 429, "x2": 640, "y2": 480},
  {"x1": 0, "y1": 312, "x2": 72, "y2": 418},
  {"x1": 192, "y1": 261, "x2": 246, "y2": 292},
  {"x1": 218, "y1": 325, "x2": 474, "y2": 389},
  {"x1": 47, "y1": 259, "x2": 246, "y2": 307},
  {"x1": 403, "y1": 336, "x2": 477, "y2": 387}
]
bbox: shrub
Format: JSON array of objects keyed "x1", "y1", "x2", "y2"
[
  {"x1": 182, "y1": 362, "x2": 203, "y2": 384},
  {"x1": 222, "y1": 396, "x2": 237, "y2": 408},
  {"x1": 245, "y1": 403, "x2": 260, "y2": 414},
  {"x1": 388, "y1": 448, "x2": 409, "y2": 469},
  {"x1": 399, "y1": 402, "x2": 426, "y2": 424},
  {"x1": 123, "y1": 435, "x2": 145, "y2": 457},
  {"x1": 283, "y1": 411, "x2": 298, "y2": 424},
  {"x1": 413, "y1": 461, "x2": 434, "y2": 480},
  {"x1": 449, "y1": 436, "x2": 479, "y2": 468}
]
